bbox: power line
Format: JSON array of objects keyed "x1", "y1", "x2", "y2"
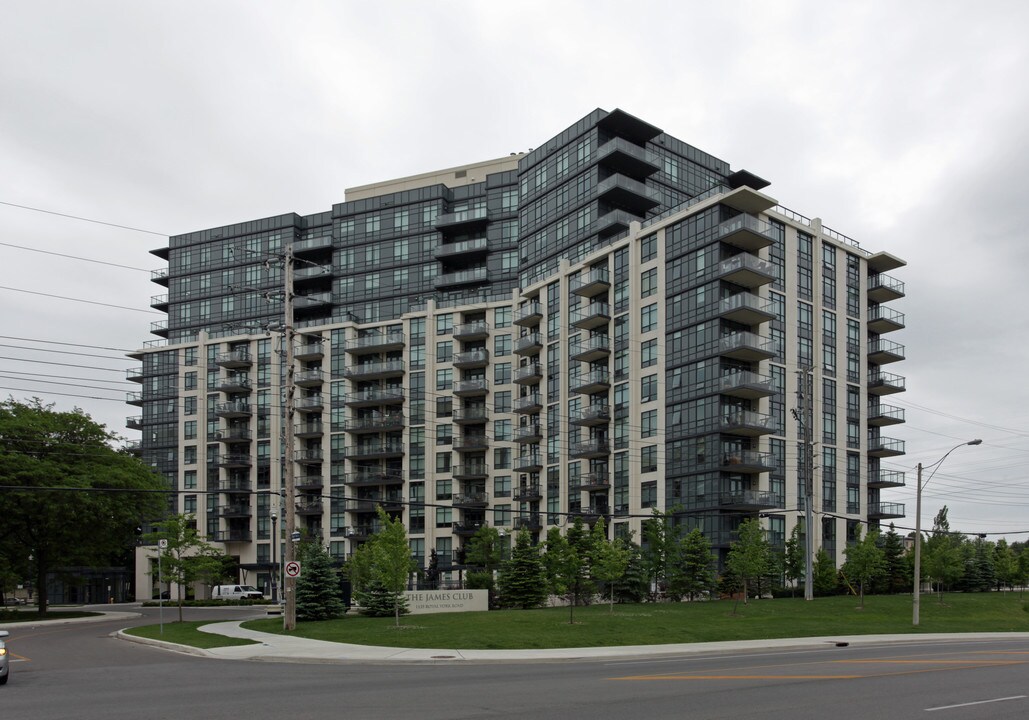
[
  {"x1": 0, "y1": 385, "x2": 124, "y2": 401},
  {"x1": 0, "y1": 356, "x2": 126, "y2": 372},
  {"x1": 0, "y1": 343, "x2": 132, "y2": 362},
  {"x1": 0, "y1": 335, "x2": 135, "y2": 353},
  {"x1": 0, "y1": 286, "x2": 162, "y2": 315},
  {"x1": 0, "y1": 200, "x2": 166, "y2": 236},
  {"x1": 0, "y1": 242, "x2": 150, "y2": 272},
  {"x1": 0, "y1": 370, "x2": 134, "y2": 386},
  {"x1": 0, "y1": 375, "x2": 134, "y2": 392}
]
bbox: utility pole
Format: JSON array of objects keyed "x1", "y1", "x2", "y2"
[
  {"x1": 796, "y1": 368, "x2": 815, "y2": 601},
  {"x1": 282, "y1": 245, "x2": 298, "y2": 631}
]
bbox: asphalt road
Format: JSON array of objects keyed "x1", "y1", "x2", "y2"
[{"x1": 2, "y1": 605, "x2": 1028, "y2": 720}]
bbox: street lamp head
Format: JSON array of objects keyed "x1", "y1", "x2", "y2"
[
  {"x1": 270, "y1": 511, "x2": 277, "y2": 521},
  {"x1": 967, "y1": 439, "x2": 983, "y2": 446}
]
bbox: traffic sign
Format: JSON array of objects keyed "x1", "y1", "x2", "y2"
[
  {"x1": 284, "y1": 561, "x2": 301, "y2": 578},
  {"x1": 158, "y1": 539, "x2": 168, "y2": 549}
]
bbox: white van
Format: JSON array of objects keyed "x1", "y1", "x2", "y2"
[{"x1": 211, "y1": 584, "x2": 264, "y2": 601}]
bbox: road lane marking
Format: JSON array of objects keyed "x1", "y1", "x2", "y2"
[
  {"x1": 614, "y1": 674, "x2": 864, "y2": 681},
  {"x1": 926, "y1": 695, "x2": 1026, "y2": 712}
]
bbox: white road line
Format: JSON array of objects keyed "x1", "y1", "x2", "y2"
[{"x1": 926, "y1": 695, "x2": 1026, "y2": 711}]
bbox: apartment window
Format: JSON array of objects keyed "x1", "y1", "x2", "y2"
[
  {"x1": 641, "y1": 481, "x2": 657, "y2": 508},
  {"x1": 436, "y1": 368, "x2": 452, "y2": 390},
  {"x1": 641, "y1": 303, "x2": 657, "y2": 333},
  {"x1": 435, "y1": 452, "x2": 451, "y2": 473},
  {"x1": 641, "y1": 445, "x2": 657, "y2": 472},
  {"x1": 436, "y1": 424, "x2": 452, "y2": 445},
  {"x1": 435, "y1": 507, "x2": 453, "y2": 528},
  {"x1": 641, "y1": 268, "x2": 657, "y2": 298},
  {"x1": 184, "y1": 396, "x2": 197, "y2": 416},
  {"x1": 184, "y1": 372, "x2": 197, "y2": 391},
  {"x1": 184, "y1": 446, "x2": 197, "y2": 465},
  {"x1": 183, "y1": 470, "x2": 197, "y2": 489},
  {"x1": 436, "y1": 314, "x2": 453, "y2": 335},
  {"x1": 641, "y1": 410, "x2": 657, "y2": 438},
  {"x1": 494, "y1": 391, "x2": 511, "y2": 414},
  {"x1": 494, "y1": 475, "x2": 511, "y2": 497},
  {"x1": 494, "y1": 447, "x2": 511, "y2": 469},
  {"x1": 436, "y1": 341, "x2": 453, "y2": 363},
  {"x1": 494, "y1": 334, "x2": 511, "y2": 356},
  {"x1": 641, "y1": 235, "x2": 657, "y2": 263},
  {"x1": 494, "y1": 419, "x2": 511, "y2": 441},
  {"x1": 435, "y1": 479, "x2": 452, "y2": 501},
  {"x1": 183, "y1": 421, "x2": 197, "y2": 440},
  {"x1": 641, "y1": 339, "x2": 657, "y2": 368},
  {"x1": 494, "y1": 362, "x2": 512, "y2": 385},
  {"x1": 641, "y1": 374, "x2": 657, "y2": 403}
]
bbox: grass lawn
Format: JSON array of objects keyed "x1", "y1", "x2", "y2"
[
  {"x1": 124, "y1": 621, "x2": 261, "y2": 649},
  {"x1": 238, "y1": 592, "x2": 1029, "y2": 650}
]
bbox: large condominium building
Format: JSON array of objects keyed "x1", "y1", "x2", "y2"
[{"x1": 129, "y1": 108, "x2": 906, "y2": 597}]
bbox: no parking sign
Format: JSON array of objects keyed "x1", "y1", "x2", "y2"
[{"x1": 285, "y1": 561, "x2": 301, "y2": 578}]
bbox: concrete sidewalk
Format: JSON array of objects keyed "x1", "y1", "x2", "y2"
[{"x1": 117, "y1": 619, "x2": 1029, "y2": 665}]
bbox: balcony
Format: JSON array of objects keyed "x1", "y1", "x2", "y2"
[
  {"x1": 212, "y1": 478, "x2": 251, "y2": 493},
  {"x1": 868, "y1": 502, "x2": 905, "y2": 520},
  {"x1": 341, "y1": 415, "x2": 405, "y2": 433},
  {"x1": 718, "y1": 490, "x2": 779, "y2": 512},
  {"x1": 570, "y1": 369, "x2": 611, "y2": 395},
  {"x1": 347, "y1": 441, "x2": 405, "y2": 460},
  {"x1": 513, "y1": 363, "x2": 543, "y2": 384},
  {"x1": 434, "y1": 237, "x2": 490, "y2": 260},
  {"x1": 717, "y1": 254, "x2": 775, "y2": 288},
  {"x1": 214, "y1": 401, "x2": 252, "y2": 418},
  {"x1": 215, "y1": 428, "x2": 252, "y2": 443},
  {"x1": 150, "y1": 293, "x2": 169, "y2": 310},
  {"x1": 294, "y1": 292, "x2": 332, "y2": 310},
  {"x1": 570, "y1": 439, "x2": 610, "y2": 459},
  {"x1": 868, "y1": 403, "x2": 905, "y2": 427},
  {"x1": 513, "y1": 424, "x2": 542, "y2": 444},
  {"x1": 570, "y1": 335, "x2": 611, "y2": 362},
  {"x1": 594, "y1": 208, "x2": 638, "y2": 238},
  {"x1": 868, "y1": 436, "x2": 906, "y2": 457},
  {"x1": 718, "y1": 293, "x2": 774, "y2": 326},
  {"x1": 719, "y1": 332, "x2": 777, "y2": 362},
  {"x1": 453, "y1": 349, "x2": 490, "y2": 369},
  {"x1": 596, "y1": 136, "x2": 661, "y2": 178},
  {"x1": 126, "y1": 415, "x2": 142, "y2": 430},
  {"x1": 716, "y1": 214, "x2": 776, "y2": 252},
  {"x1": 343, "y1": 332, "x2": 405, "y2": 355},
  {"x1": 218, "y1": 504, "x2": 252, "y2": 518},
  {"x1": 513, "y1": 484, "x2": 542, "y2": 502},
  {"x1": 150, "y1": 267, "x2": 170, "y2": 285},
  {"x1": 868, "y1": 338, "x2": 905, "y2": 364},
  {"x1": 435, "y1": 267, "x2": 488, "y2": 289},
  {"x1": 344, "y1": 471, "x2": 404, "y2": 487},
  {"x1": 294, "y1": 340, "x2": 324, "y2": 361},
  {"x1": 569, "y1": 404, "x2": 611, "y2": 426},
  {"x1": 344, "y1": 388, "x2": 405, "y2": 406},
  {"x1": 295, "y1": 448, "x2": 324, "y2": 463},
  {"x1": 596, "y1": 174, "x2": 661, "y2": 214},
  {"x1": 348, "y1": 522, "x2": 386, "y2": 541},
  {"x1": 217, "y1": 453, "x2": 252, "y2": 468},
  {"x1": 294, "y1": 369, "x2": 325, "y2": 387},
  {"x1": 294, "y1": 264, "x2": 331, "y2": 283},
  {"x1": 513, "y1": 301, "x2": 543, "y2": 327},
  {"x1": 295, "y1": 394, "x2": 325, "y2": 412},
  {"x1": 295, "y1": 475, "x2": 324, "y2": 492},
  {"x1": 453, "y1": 492, "x2": 489, "y2": 509},
  {"x1": 126, "y1": 366, "x2": 144, "y2": 382},
  {"x1": 434, "y1": 207, "x2": 489, "y2": 229},
  {"x1": 513, "y1": 393, "x2": 543, "y2": 414},
  {"x1": 453, "y1": 378, "x2": 489, "y2": 397},
  {"x1": 209, "y1": 530, "x2": 251, "y2": 543},
  {"x1": 296, "y1": 500, "x2": 324, "y2": 516},
  {"x1": 868, "y1": 469, "x2": 906, "y2": 488},
  {"x1": 216, "y1": 375, "x2": 252, "y2": 393},
  {"x1": 570, "y1": 302, "x2": 611, "y2": 330},
  {"x1": 343, "y1": 360, "x2": 405, "y2": 380},
  {"x1": 719, "y1": 371, "x2": 775, "y2": 399},
  {"x1": 452, "y1": 406, "x2": 489, "y2": 424},
  {"x1": 125, "y1": 440, "x2": 142, "y2": 454},
  {"x1": 569, "y1": 472, "x2": 610, "y2": 492},
  {"x1": 868, "y1": 273, "x2": 905, "y2": 303},
  {"x1": 514, "y1": 453, "x2": 543, "y2": 473},
  {"x1": 513, "y1": 515, "x2": 542, "y2": 531},
  {"x1": 868, "y1": 305, "x2": 905, "y2": 334},
  {"x1": 452, "y1": 521, "x2": 486, "y2": 537},
  {"x1": 868, "y1": 371, "x2": 905, "y2": 395},
  {"x1": 293, "y1": 235, "x2": 333, "y2": 254},
  {"x1": 294, "y1": 421, "x2": 324, "y2": 438},
  {"x1": 569, "y1": 507, "x2": 608, "y2": 525},
  {"x1": 570, "y1": 268, "x2": 611, "y2": 298},
  {"x1": 717, "y1": 450, "x2": 776, "y2": 473},
  {"x1": 453, "y1": 435, "x2": 490, "y2": 452},
  {"x1": 720, "y1": 409, "x2": 776, "y2": 437},
  {"x1": 453, "y1": 320, "x2": 490, "y2": 341},
  {"x1": 452, "y1": 463, "x2": 489, "y2": 481},
  {"x1": 215, "y1": 350, "x2": 252, "y2": 368},
  {"x1": 514, "y1": 332, "x2": 543, "y2": 355},
  {"x1": 349, "y1": 495, "x2": 403, "y2": 513}
]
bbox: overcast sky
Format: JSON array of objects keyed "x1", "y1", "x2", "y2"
[{"x1": 2, "y1": 0, "x2": 1026, "y2": 541}]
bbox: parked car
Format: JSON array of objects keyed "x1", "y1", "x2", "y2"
[
  {"x1": 0, "y1": 629, "x2": 10, "y2": 685},
  {"x1": 2, "y1": 597, "x2": 27, "y2": 606}
]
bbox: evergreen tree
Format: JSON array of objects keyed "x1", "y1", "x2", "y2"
[
  {"x1": 295, "y1": 540, "x2": 346, "y2": 621},
  {"x1": 842, "y1": 527, "x2": 886, "y2": 608},
  {"x1": 783, "y1": 525, "x2": 805, "y2": 597},
  {"x1": 876, "y1": 529, "x2": 909, "y2": 594},
  {"x1": 612, "y1": 541, "x2": 649, "y2": 604},
  {"x1": 666, "y1": 528, "x2": 716, "y2": 601},
  {"x1": 497, "y1": 529, "x2": 547, "y2": 609},
  {"x1": 639, "y1": 511, "x2": 678, "y2": 600},
  {"x1": 543, "y1": 520, "x2": 594, "y2": 623}
]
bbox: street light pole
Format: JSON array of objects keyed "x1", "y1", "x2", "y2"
[
  {"x1": 912, "y1": 439, "x2": 982, "y2": 626},
  {"x1": 270, "y1": 511, "x2": 278, "y2": 604}
]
